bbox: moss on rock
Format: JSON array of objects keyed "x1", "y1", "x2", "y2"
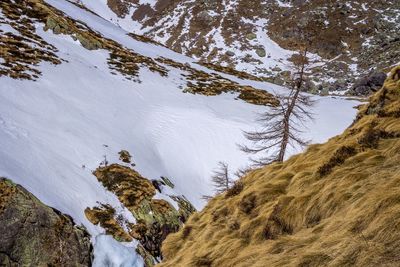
[{"x1": 90, "y1": 163, "x2": 196, "y2": 262}]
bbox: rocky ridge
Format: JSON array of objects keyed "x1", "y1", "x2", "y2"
[{"x1": 85, "y1": 152, "x2": 196, "y2": 267}]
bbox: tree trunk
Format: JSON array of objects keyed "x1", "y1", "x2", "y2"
[
  {"x1": 277, "y1": 49, "x2": 307, "y2": 162},
  {"x1": 225, "y1": 167, "x2": 229, "y2": 190}
]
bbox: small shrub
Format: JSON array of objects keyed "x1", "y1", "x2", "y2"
[
  {"x1": 192, "y1": 255, "x2": 213, "y2": 267},
  {"x1": 239, "y1": 194, "x2": 256, "y2": 214},
  {"x1": 317, "y1": 146, "x2": 357, "y2": 176},
  {"x1": 271, "y1": 215, "x2": 293, "y2": 235},
  {"x1": 211, "y1": 207, "x2": 229, "y2": 222},
  {"x1": 226, "y1": 180, "x2": 244, "y2": 197},
  {"x1": 358, "y1": 128, "x2": 398, "y2": 149},
  {"x1": 263, "y1": 224, "x2": 275, "y2": 240},
  {"x1": 118, "y1": 150, "x2": 132, "y2": 164},
  {"x1": 227, "y1": 219, "x2": 240, "y2": 231},
  {"x1": 305, "y1": 213, "x2": 321, "y2": 228},
  {"x1": 182, "y1": 225, "x2": 192, "y2": 239},
  {"x1": 358, "y1": 128, "x2": 381, "y2": 149},
  {"x1": 263, "y1": 203, "x2": 293, "y2": 240}
]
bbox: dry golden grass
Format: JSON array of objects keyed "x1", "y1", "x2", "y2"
[
  {"x1": 156, "y1": 57, "x2": 279, "y2": 107},
  {"x1": 0, "y1": 0, "x2": 62, "y2": 80},
  {"x1": 159, "y1": 66, "x2": 400, "y2": 267},
  {"x1": 84, "y1": 204, "x2": 133, "y2": 242}
]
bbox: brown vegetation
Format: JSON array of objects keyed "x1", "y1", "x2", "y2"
[
  {"x1": 0, "y1": 0, "x2": 62, "y2": 80},
  {"x1": 85, "y1": 204, "x2": 133, "y2": 242},
  {"x1": 0, "y1": 0, "x2": 168, "y2": 82},
  {"x1": 159, "y1": 67, "x2": 400, "y2": 267},
  {"x1": 156, "y1": 57, "x2": 279, "y2": 106},
  {"x1": 87, "y1": 162, "x2": 196, "y2": 266},
  {"x1": 0, "y1": 0, "x2": 279, "y2": 107}
]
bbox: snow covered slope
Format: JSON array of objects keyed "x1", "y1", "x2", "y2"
[{"x1": 0, "y1": 0, "x2": 359, "y2": 265}]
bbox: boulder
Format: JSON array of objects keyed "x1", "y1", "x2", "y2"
[
  {"x1": 246, "y1": 33, "x2": 257, "y2": 40},
  {"x1": 90, "y1": 164, "x2": 196, "y2": 265},
  {"x1": 349, "y1": 72, "x2": 387, "y2": 96},
  {"x1": 0, "y1": 178, "x2": 92, "y2": 266},
  {"x1": 226, "y1": 50, "x2": 235, "y2": 57},
  {"x1": 197, "y1": 11, "x2": 213, "y2": 23},
  {"x1": 256, "y1": 47, "x2": 266, "y2": 57}
]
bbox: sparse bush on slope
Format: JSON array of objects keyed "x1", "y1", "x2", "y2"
[{"x1": 159, "y1": 66, "x2": 400, "y2": 267}]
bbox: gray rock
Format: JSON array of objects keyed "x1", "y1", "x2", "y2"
[
  {"x1": 0, "y1": 178, "x2": 93, "y2": 266},
  {"x1": 226, "y1": 50, "x2": 235, "y2": 57},
  {"x1": 246, "y1": 33, "x2": 257, "y2": 40},
  {"x1": 272, "y1": 66, "x2": 282, "y2": 72},
  {"x1": 197, "y1": 11, "x2": 213, "y2": 23},
  {"x1": 349, "y1": 71, "x2": 387, "y2": 96},
  {"x1": 256, "y1": 47, "x2": 266, "y2": 57}
]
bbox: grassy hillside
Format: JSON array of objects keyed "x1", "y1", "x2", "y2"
[{"x1": 159, "y1": 66, "x2": 400, "y2": 267}]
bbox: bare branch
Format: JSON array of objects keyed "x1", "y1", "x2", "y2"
[{"x1": 210, "y1": 161, "x2": 234, "y2": 194}]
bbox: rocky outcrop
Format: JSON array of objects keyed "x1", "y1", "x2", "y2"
[
  {"x1": 349, "y1": 72, "x2": 387, "y2": 96},
  {"x1": 86, "y1": 163, "x2": 196, "y2": 266},
  {"x1": 0, "y1": 178, "x2": 92, "y2": 266}
]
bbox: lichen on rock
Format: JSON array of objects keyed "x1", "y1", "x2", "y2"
[
  {"x1": 169, "y1": 195, "x2": 197, "y2": 223},
  {"x1": 0, "y1": 177, "x2": 92, "y2": 266}
]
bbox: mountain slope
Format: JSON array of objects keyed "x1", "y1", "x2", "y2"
[
  {"x1": 0, "y1": 0, "x2": 359, "y2": 265},
  {"x1": 160, "y1": 67, "x2": 400, "y2": 266},
  {"x1": 73, "y1": 0, "x2": 400, "y2": 93}
]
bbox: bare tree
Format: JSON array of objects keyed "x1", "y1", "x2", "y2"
[
  {"x1": 240, "y1": 48, "x2": 315, "y2": 166},
  {"x1": 210, "y1": 161, "x2": 233, "y2": 193},
  {"x1": 234, "y1": 165, "x2": 254, "y2": 179},
  {"x1": 202, "y1": 161, "x2": 234, "y2": 200}
]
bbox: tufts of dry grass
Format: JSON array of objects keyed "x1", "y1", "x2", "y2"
[
  {"x1": 84, "y1": 204, "x2": 133, "y2": 242},
  {"x1": 317, "y1": 145, "x2": 357, "y2": 176},
  {"x1": 0, "y1": 0, "x2": 62, "y2": 80},
  {"x1": 156, "y1": 57, "x2": 279, "y2": 107},
  {"x1": 159, "y1": 66, "x2": 400, "y2": 267}
]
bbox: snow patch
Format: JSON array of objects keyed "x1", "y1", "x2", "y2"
[{"x1": 93, "y1": 235, "x2": 144, "y2": 267}]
